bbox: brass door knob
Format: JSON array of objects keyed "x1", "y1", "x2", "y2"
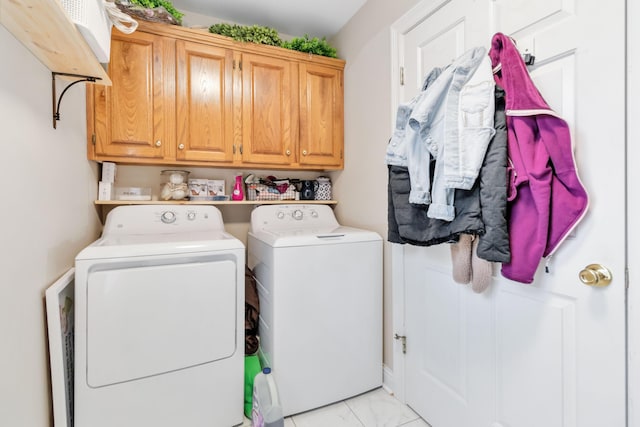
[
  {"x1": 302, "y1": 150, "x2": 308, "y2": 156},
  {"x1": 178, "y1": 143, "x2": 185, "y2": 150},
  {"x1": 579, "y1": 264, "x2": 612, "y2": 287},
  {"x1": 155, "y1": 140, "x2": 161, "y2": 147}
]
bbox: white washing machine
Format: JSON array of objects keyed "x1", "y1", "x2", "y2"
[
  {"x1": 247, "y1": 204, "x2": 382, "y2": 416},
  {"x1": 74, "y1": 205, "x2": 245, "y2": 427}
]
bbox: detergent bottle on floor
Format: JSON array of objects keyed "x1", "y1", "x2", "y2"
[{"x1": 252, "y1": 367, "x2": 284, "y2": 427}]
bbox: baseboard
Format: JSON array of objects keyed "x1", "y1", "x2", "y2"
[{"x1": 382, "y1": 364, "x2": 395, "y2": 395}]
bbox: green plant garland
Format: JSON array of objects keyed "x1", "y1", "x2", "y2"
[
  {"x1": 208, "y1": 23, "x2": 283, "y2": 47},
  {"x1": 208, "y1": 24, "x2": 338, "y2": 58},
  {"x1": 282, "y1": 35, "x2": 337, "y2": 58}
]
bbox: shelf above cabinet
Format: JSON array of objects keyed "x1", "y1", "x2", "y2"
[{"x1": 1, "y1": 0, "x2": 111, "y2": 84}]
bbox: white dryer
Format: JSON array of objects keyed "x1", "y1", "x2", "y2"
[
  {"x1": 74, "y1": 205, "x2": 244, "y2": 427},
  {"x1": 248, "y1": 204, "x2": 382, "y2": 416}
]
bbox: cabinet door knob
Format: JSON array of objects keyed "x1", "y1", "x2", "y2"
[
  {"x1": 155, "y1": 140, "x2": 161, "y2": 147},
  {"x1": 178, "y1": 143, "x2": 185, "y2": 150},
  {"x1": 302, "y1": 150, "x2": 308, "y2": 156},
  {"x1": 286, "y1": 149, "x2": 291, "y2": 156}
]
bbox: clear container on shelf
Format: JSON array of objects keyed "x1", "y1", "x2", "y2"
[{"x1": 160, "y1": 170, "x2": 190, "y2": 200}]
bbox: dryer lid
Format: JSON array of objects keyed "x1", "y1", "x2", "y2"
[{"x1": 76, "y1": 231, "x2": 244, "y2": 260}]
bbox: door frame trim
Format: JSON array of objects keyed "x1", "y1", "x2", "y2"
[{"x1": 626, "y1": 1, "x2": 638, "y2": 425}]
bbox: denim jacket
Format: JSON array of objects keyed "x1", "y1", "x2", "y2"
[{"x1": 386, "y1": 47, "x2": 495, "y2": 221}]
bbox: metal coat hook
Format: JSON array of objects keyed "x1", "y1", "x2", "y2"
[
  {"x1": 52, "y1": 72, "x2": 101, "y2": 129},
  {"x1": 522, "y1": 52, "x2": 536, "y2": 66}
]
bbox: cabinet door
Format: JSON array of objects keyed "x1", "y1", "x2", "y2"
[
  {"x1": 299, "y1": 63, "x2": 344, "y2": 169},
  {"x1": 240, "y1": 53, "x2": 297, "y2": 166},
  {"x1": 92, "y1": 31, "x2": 175, "y2": 160},
  {"x1": 176, "y1": 41, "x2": 235, "y2": 164}
]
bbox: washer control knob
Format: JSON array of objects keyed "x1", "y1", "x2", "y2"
[
  {"x1": 276, "y1": 211, "x2": 285, "y2": 219},
  {"x1": 292, "y1": 209, "x2": 303, "y2": 220},
  {"x1": 187, "y1": 211, "x2": 196, "y2": 221},
  {"x1": 310, "y1": 209, "x2": 318, "y2": 218},
  {"x1": 161, "y1": 211, "x2": 176, "y2": 224}
]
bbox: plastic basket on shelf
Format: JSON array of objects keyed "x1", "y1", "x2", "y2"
[{"x1": 247, "y1": 183, "x2": 296, "y2": 201}]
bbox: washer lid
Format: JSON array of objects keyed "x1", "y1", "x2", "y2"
[{"x1": 249, "y1": 225, "x2": 381, "y2": 247}]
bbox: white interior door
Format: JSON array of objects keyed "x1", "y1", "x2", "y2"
[{"x1": 392, "y1": 1, "x2": 627, "y2": 426}]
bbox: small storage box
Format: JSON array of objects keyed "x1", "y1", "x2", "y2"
[
  {"x1": 188, "y1": 179, "x2": 210, "y2": 200},
  {"x1": 208, "y1": 180, "x2": 225, "y2": 196},
  {"x1": 115, "y1": 187, "x2": 152, "y2": 201}
]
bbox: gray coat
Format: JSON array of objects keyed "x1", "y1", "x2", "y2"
[{"x1": 387, "y1": 86, "x2": 510, "y2": 263}]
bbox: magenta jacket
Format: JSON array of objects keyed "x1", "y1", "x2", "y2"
[{"x1": 489, "y1": 33, "x2": 589, "y2": 283}]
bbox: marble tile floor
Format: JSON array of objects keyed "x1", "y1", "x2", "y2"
[{"x1": 241, "y1": 387, "x2": 432, "y2": 427}]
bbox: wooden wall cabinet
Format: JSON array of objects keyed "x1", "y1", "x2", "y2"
[
  {"x1": 91, "y1": 30, "x2": 174, "y2": 160},
  {"x1": 87, "y1": 22, "x2": 345, "y2": 170}
]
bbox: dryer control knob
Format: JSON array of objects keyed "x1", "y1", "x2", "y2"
[
  {"x1": 277, "y1": 211, "x2": 285, "y2": 219},
  {"x1": 292, "y1": 209, "x2": 303, "y2": 220},
  {"x1": 187, "y1": 211, "x2": 196, "y2": 221},
  {"x1": 161, "y1": 211, "x2": 176, "y2": 224}
]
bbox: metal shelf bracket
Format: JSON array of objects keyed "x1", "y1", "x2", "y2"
[{"x1": 52, "y1": 72, "x2": 101, "y2": 129}]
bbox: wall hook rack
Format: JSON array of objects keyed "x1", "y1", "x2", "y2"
[{"x1": 52, "y1": 72, "x2": 101, "y2": 129}]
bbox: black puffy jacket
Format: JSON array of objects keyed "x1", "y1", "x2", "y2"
[{"x1": 387, "y1": 86, "x2": 510, "y2": 263}]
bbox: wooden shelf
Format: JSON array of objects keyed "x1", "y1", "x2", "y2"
[
  {"x1": 1, "y1": 0, "x2": 111, "y2": 84},
  {"x1": 94, "y1": 199, "x2": 337, "y2": 222},
  {"x1": 95, "y1": 199, "x2": 338, "y2": 206}
]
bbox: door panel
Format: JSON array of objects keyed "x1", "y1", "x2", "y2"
[
  {"x1": 299, "y1": 63, "x2": 343, "y2": 167},
  {"x1": 176, "y1": 41, "x2": 235, "y2": 163},
  {"x1": 395, "y1": 0, "x2": 626, "y2": 426},
  {"x1": 93, "y1": 31, "x2": 174, "y2": 159},
  {"x1": 493, "y1": 0, "x2": 573, "y2": 36},
  {"x1": 241, "y1": 53, "x2": 294, "y2": 165},
  {"x1": 495, "y1": 288, "x2": 577, "y2": 427},
  {"x1": 405, "y1": 246, "x2": 494, "y2": 427},
  {"x1": 86, "y1": 259, "x2": 237, "y2": 387}
]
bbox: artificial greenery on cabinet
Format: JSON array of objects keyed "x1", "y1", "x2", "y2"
[
  {"x1": 208, "y1": 23, "x2": 338, "y2": 58},
  {"x1": 282, "y1": 35, "x2": 337, "y2": 58}
]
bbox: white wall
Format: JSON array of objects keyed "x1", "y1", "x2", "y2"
[
  {"x1": 0, "y1": 26, "x2": 103, "y2": 426},
  {"x1": 330, "y1": 0, "x2": 420, "y2": 373}
]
